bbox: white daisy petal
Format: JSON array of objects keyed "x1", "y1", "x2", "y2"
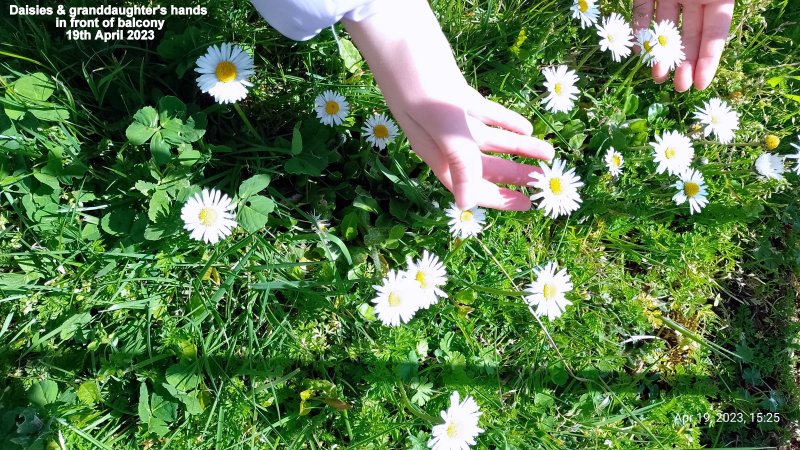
[
  {"x1": 371, "y1": 270, "x2": 423, "y2": 326},
  {"x1": 362, "y1": 113, "x2": 399, "y2": 149},
  {"x1": 650, "y1": 130, "x2": 694, "y2": 176},
  {"x1": 528, "y1": 158, "x2": 584, "y2": 218},
  {"x1": 596, "y1": 13, "x2": 634, "y2": 62},
  {"x1": 672, "y1": 169, "x2": 708, "y2": 215},
  {"x1": 541, "y1": 65, "x2": 580, "y2": 114},
  {"x1": 195, "y1": 43, "x2": 254, "y2": 104},
  {"x1": 649, "y1": 20, "x2": 685, "y2": 71},
  {"x1": 444, "y1": 204, "x2": 486, "y2": 239},
  {"x1": 571, "y1": 0, "x2": 600, "y2": 28},
  {"x1": 314, "y1": 90, "x2": 350, "y2": 126},
  {"x1": 604, "y1": 147, "x2": 624, "y2": 177},
  {"x1": 428, "y1": 392, "x2": 484, "y2": 450},
  {"x1": 181, "y1": 188, "x2": 238, "y2": 244},
  {"x1": 523, "y1": 261, "x2": 573, "y2": 321},
  {"x1": 693, "y1": 98, "x2": 739, "y2": 144},
  {"x1": 755, "y1": 152, "x2": 786, "y2": 181},
  {"x1": 405, "y1": 250, "x2": 448, "y2": 308}
]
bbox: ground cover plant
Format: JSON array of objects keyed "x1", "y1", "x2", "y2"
[{"x1": 1, "y1": 0, "x2": 799, "y2": 448}]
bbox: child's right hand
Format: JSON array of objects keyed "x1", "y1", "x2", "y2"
[{"x1": 345, "y1": 0, "x2": 553, "y2": 211}]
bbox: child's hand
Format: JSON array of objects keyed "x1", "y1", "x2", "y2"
[
  {"x1": 345, "y1": 0, "x2": 554, "y2": 211},
  {"x1": 633, "y1": 0, "x2": 735, "y2": 91}
]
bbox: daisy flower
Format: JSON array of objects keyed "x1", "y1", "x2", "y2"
[
  {"x1": 571, "y1": 0, "x2": 600, "y2": 29},
  {"x1": 693, "y1": 98, "x2": 739, "y2": 144},
  {"x1": 786, "y1": 136, "x2": 800, "y2": 174},
  {"x1": 181, "y1": 188, "x2": 237, "y2": 244},
  {"x1": 755, "y1": 153, "x2": 785, "y2": 181},
  {"x1": 445, "y1": 203, "x2": 486, "y2": 239},
  {"x1": 528, "y1": 158, "x2": 584, "y2": 218},
  {"x1": 523, "y1": 262, "x2": 573, "y2": 321},
  {"x1": 428, "y1": 392, "x2": 484, "y2": 450},
  {"x1": 651, "y1": 130, "x2": 694, "y2": 176},
  {"x1": 596, "y1": 13, "x2": 634, "y2": 62},
  {"x1": 314, "y1": 90, "x2": 349, "y2": 126},
  {"x1": 649, "y1": 20, "x2": 685, "y2": 71},
  {"x1": 635, "y1": 28, "x2": 658, "y2": 66},
  {"x1": 195, "y1": 43, "x2": 254, "y2": 104},
  {"x1": 672, "y1": 169, "x2": 709, "y2": 215},
  {"x1": 541, "y1": 65, "x2": 580, "y2": 114},
  {"x1": 405, "y1": 250, "x2": 448, "y2": 309},
  {"x1": 604, "y1": 147, "x2": 624, "y2": 177},
  {"x1": 371, "y1": 270, "x2": 422, "y2": 326},
  {"x1": 362, "y1": 113, "x2": 399, "y2": 150}
]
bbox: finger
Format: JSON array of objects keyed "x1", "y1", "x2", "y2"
[
  {"x1": 632, "y1": 0, "x2": 654, "y2": 33},
  {"x1": 420, "y1": 107, "x2": 484, "y2": 210},
  {"x1": 694, "y1": 0, "x2": 734, "y2": 90},
  {"x1": 481, "y1": 154, "x2": 543, "y2": 186},
  {"x1": 673, "y1": 2, "x2": 703, "y2": 92},
  {"x1": 474, "y1": 124, "x2": 554, "y2": 161},
  {"x1": 469, "y1": 93, "x2": 534, "y2": 135},
  {"x1": 473, "y1": 179, "x2": 532, "y2": 211},
  {"x1": 652, "y1": 0, "x2": 680, "y2": 83}
]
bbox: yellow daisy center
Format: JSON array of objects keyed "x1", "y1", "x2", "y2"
[
  {"x1": 643, "y1": 41, "x2": 653, "y2": 52},
  {"x1": 684, "y1": 182, "x2": 700, "y2": 198},
  {"x1": 325, "y1": 100, "x2": 340, "y2": 115},
  {"x1": 607, "y1": 34, "x2": 614, "y2": 43},
  {"x1": 543, "y1": 283, "x2": 558, "y2": 300},
  {"x1": 549, "y1": 177, "x2": 563, "y2": 195},
  {"x1": 657, "y1": 35, "x2": 668, "y2": 46},
  {"x1": 765, "y1": 134, "x2": 780, "y2": 150},
  {"x1": 612, "y1": 155, "x2": 621, "y2": 167},
  {"x1": 578, "y1": 0, "x2": 589, "y2": 13},
  {"x1": 373, "y1": 124, "x2": 390, "y2": 139},
  {"x1": 664, "y1": 147, "x2": 676, "y2": 159},
  {"x1": 710, "y1": 115, "x2": 719, "y2": 125},
  {"x1": 554, "y1": 82, "x2": 563, "y2": 96},
  {"x1": 199, "y1": 207, "x2": 218, "y2": 227},
  {"x1": 446, "y1": 422, "x2": 458, "y2": 438},
  {"x1": 460, "y1": 210, "x2": 474, "y2": 222},
  {"x1": 415, "y1": 270, "x2": 428, "y2": 289},
  {"x1": 388, "y1": 292, "x2": 401, "y2": 307},
  {"x1": 215, "y1": 61, "x2": 237, "y2": 83}
]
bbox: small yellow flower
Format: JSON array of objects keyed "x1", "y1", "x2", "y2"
[{"x1": 765, "y1": 134, "x2": 780, "y2": 150}]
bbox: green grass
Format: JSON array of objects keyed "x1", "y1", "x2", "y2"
[{"x1": 1, "y1": 0, "x2": 799, "y2": 448}]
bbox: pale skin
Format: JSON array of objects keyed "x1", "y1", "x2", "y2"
[
  {"x1": 344, "y1": 0, "x2": 734, "y2": 211},
  {"x1": 634, "y1": 0, "x2": 735, "y2": 91}
]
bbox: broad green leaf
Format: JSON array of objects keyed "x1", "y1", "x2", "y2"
[
  {"x1": 133, "y1": 106, "x2": 159, "y2": 128},
  {"x1": 77, "y1": 380, "x2": 101, "y2": 405},
  {"x1": 158, "y1": 95, "x2": 186, "y2": 122},
  {"x1": 624, "y1": 93, "x2": 639, "y2": 116},
  {"x1": 14, "y1": 72, "x2": 54, "y2": 102},
  {"x1": 134, "y1": 180, "x2": 157, "y2": 195},
  {"x1": 138, "y1": 384, "x2": 151, "y2": 423},
  {"x1": 238, "y1": 195, "x2": 275, "y2": 233},
  {"x1": 337, "y1": 38, "x2": 363, "y2": 74},
  {"x1": 59, "y1": 312, "x2": 91, "y2": 340},
  {"x1": 27, "y1": 379, "x2": 59, "y2": 407},
  {"x1": 238, "y1": 174, "x2": 271, "y2": 199},
  {"x1": 100, "y1": 207, "x2": 135, "y2": 236},
  {"x1": 353, "y1": 195, "x2": 379, "y2": 213},
  {"x1": 150, "y1": 392, "x2": 178, "y2": 423},
  {"x1": 285, "y1": 154, "x2": 326, "y2": 176},
  {"x1": 148, "y1": 189, "x2": 171, "y2": 222},
  {"x1": 165, "y1": 364, "x2": 200, "y2": 392},
  {"x1": 126, "y1": 122, "x2": 157, "y2": 146},
  {"x1": 647, "y1": 103, "x2": 666, "y2": 123},
  {"x1": 150, "y1": 132, "x2": 171, "y2": 165},
  {"x1": 30, "y1": 105, "x2": 69, "y2": 122},
  {"x1": 291, "y1": 121, "x2": 302, "y2": 155}
]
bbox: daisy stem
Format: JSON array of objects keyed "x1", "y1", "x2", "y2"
[
  {"x1": 476, "y1": 239, "x2": 513, "y2": 286},
  {"x1": 396, "y1": 382, "x2": 440, "y2": 424},
  {"x1": 233, "y1": 102, "x2": 264, "y2": 143},
  {"x1": 600, "y1": 53, "x2": 638, "y2": 94}
]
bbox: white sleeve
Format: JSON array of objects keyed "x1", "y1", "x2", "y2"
[{"x1": 250, "y1": 0, "x2": 388, "y2": 41}]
